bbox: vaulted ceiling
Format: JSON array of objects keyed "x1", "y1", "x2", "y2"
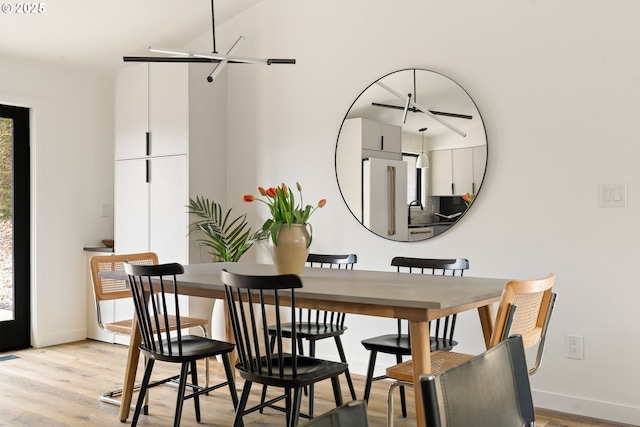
[{"x1": 0, "y1": 0, "x2": 263, "y2": 72}]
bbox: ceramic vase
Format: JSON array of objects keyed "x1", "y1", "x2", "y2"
[{"x1": 269, "y1": 223, "x2": 311, "y2": 275}]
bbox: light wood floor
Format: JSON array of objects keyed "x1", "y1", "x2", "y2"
[{"x1": 0, "y1": 340, "x2": 633, "y2": 426}]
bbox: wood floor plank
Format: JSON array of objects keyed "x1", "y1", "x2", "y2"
[{"x1": 0, "y1": 340, "x2": 631, "y2": 426}]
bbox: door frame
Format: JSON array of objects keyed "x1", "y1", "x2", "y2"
[{"x1": 0, "y1": 103, "x2": 31, "y2": 351}]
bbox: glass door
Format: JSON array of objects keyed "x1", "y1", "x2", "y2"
[{"x1": 0, "y1": 104, "x2": 30, "y2": 351}]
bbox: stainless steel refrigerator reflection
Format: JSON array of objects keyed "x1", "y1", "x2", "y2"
[{"x1": 362, "y1": 157, "x2": 408, "y2": 241}]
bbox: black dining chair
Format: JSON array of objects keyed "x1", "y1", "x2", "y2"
[
  {"x1": 304, "y1": 400, "x2": 370, "y2": 427},
  {"x1": 419, "y1": 335, "x2": 535, "y2": 427},
  {"x1": 220, "y1": 268, "x2": 348, "y2": 427},
  {"x1": 361, "y1": 257, "x2": 469, "y2": 419},
  {"x1": 124, "y1": 262, "x2": 238, "y2": 427},
  {"x1": 261, "y1": 253, "x2": 358, "y2": 418}
]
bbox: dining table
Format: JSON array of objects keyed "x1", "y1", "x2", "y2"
[{"x1": 103, "y1": 262, "x2": 507, "y2": 427}]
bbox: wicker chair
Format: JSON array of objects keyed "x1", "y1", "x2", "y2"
[
  {"x1": 386, "y1": 273, "x2": 557, "y2": 427},
  {"x1": 89, "y1": 252, "x2": 210, "y2": 409}
]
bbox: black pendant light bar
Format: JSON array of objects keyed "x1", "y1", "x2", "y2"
[
  {"x1": 122, "y1": 0, "x2": 295, "y2": 74},
  {"x1": 371, "y1": 102, "x2": 472, "y2": 120}
]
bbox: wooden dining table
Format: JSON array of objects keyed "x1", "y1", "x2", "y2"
[{"x1": 105, "y1": 262, "x2": 506, "y2": 426}]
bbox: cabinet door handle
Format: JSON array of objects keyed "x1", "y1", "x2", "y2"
[
  {"x1": 381, "y1": 135, "x2": 384, "y2": 151},
  {"x1": 451, "y1": 183, "x2": 455, "y2": 195},
  {"x1": 388, "y1": 165, "x2": 396, "y2": 236},
  {"x1": 146, "y1": 132, "x2": 150, "y2": 156},
  {"x1": 145, "y1": 159, "x2": 150, "y2": 183}
]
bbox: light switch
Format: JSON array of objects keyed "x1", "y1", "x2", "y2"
[{"x1": 599, "y1": 183, "x2": 627, "y2": 207}]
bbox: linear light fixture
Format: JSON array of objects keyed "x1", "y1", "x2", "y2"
[
  {"x1": 376, "y1": 80, "x2": 467, "y2": 137},
  {"x1": 123, "y1": 0, "x2": 295, "y2": 82}
]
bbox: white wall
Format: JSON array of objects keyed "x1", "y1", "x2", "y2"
[
  {"x1": 0, "y1": 56, "x2": 114, "y2": 347},
  {"x1": 3, "y1": 0, "x2": 640, "y2": 424},
  {"x1": 215, "y1": 0, "x2": 640, "y2": 423}
]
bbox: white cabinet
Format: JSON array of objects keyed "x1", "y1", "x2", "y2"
[
  {"x1": 336, "y1": 118, "x2": 402, "y2": 220},
  {"x1": 114, "y1": 63, "x2": 188, "y2": 160},
  {"x1": 430, "y1": 146, "x2": 486, "y2": 196},
  {"x1": 452, "y1": 148, "x2": 473, "y2": 196},
  {"x1": 114, "y1": 62, "x2": 226, "y2": 265},
  {"x1": 345, "y1": 117, "x2": 402, "y2": 160},
  {"x1": 114, "y1": 155, "x2": 188, "y2": 262},
  {"x1": 408, "y1": 227, "x2": 434, "y2": 241},
  {"x1": 430, "y1": 150, "x2": 454, "y2": 196}
]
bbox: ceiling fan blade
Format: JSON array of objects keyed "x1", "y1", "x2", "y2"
[
  {"x1": 371, "y1": 102, "x2": 472, "y2": 120},
  {"x1": 376, "y1": 81, "x2": 467, "y2": 137}
]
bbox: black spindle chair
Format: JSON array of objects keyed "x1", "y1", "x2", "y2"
[
  {"x1": 261, "y1": 253, "x2": 358, "y2": 418},
  {"x1": 124, "y1": 262, "x2": 238, "y2": 427},
  {"x1": 361, "y1": 257, "x2": 469, "y2": 419},
  {"x1": 221, "y1": 268, "x2": 348, "y2": 427}
]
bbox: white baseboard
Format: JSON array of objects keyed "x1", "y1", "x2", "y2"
[
  {"x1": 33, "y1": 328, "x2": 86, "y2": 348},
  {"x1": 533, "y1": 389, "x2": 640, "y2": 425}
]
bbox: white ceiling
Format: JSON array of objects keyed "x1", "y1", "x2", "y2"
[{"x1": 0, "y1": 0, "x2": 263, "y2": 72}]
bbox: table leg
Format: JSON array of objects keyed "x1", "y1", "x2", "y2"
[
  {"x1": 477, "y1": 303, "x2": 495, "y2": 349},
  {"x1": 119, "y1": 319, "x2": 142, "y2": 422},
  {"x1": 409, "y1": 320, "x2": 431, "y2": 427}
]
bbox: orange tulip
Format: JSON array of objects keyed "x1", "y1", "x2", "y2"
[
  {"x1": 243, "y1": 195, "x2": 255, "y2": 202},
  {"x1": 318, "y1": 199, "x2": 326, "y2": 208},
  {"x1": 266, "y1": 187, "x2": 277, "y2": 198},
  {"x1": 258, "y1": 186, "x2": 267, "y2": 196}
]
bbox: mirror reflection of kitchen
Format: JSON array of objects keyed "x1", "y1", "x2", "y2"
[{"x1": 335, "y1": 68, "x2": 487, "y2": 241}]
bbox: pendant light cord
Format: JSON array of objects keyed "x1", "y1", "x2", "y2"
[{"x1": 210, "y1": 0, "x2": 217, "y2": 53}]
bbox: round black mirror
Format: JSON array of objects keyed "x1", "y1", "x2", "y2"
[{"x1": 335, "y1": 69, "x2": 487, "y2": 241}]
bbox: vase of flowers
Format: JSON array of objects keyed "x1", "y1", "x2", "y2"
[
  {"x1": 462, "y1": 192, "x2": 475, "y2": 208},
  {"x1": 244, "y1": 182, "x2": 326, "y2": 275}
]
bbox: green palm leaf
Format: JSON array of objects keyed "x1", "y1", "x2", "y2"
[{"x1": 187, "y1": 196, "x2": 261, "y2": 262}]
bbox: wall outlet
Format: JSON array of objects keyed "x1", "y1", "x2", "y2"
[{"x1": 566, "y1": 334, "x2": 583, "y2": 360}]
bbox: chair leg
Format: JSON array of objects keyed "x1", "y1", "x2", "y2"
[
  {"x1": 198, "y1": 325, "x2": 210, "y2": 389},
  {"x1": 363, "y1": 350, "x2": 378, "y2": 402},
  {"x1": 190, "y1": 360, "x2": 201, "y2": 423},
  {"x1": 330, "y1": 375, "x2": 344, "y2": 407},
  {"x1": 172, "y1": 362, "x2": 190, "y2": 427},
  {"x1": 308, "y1": 340, "x2": 316, "y2": 418},
  {"x1": 131, "y1": 358, "x2": 155, "y2": 427},
  {"x1": 222, "y1": 353, "x2": 239, "y2": 408},
  {"x1": 334, "y1": 336, "x2": 357, "y2": 400},
  {"x1": 289, "y1": 387, "x2": 303, "y2": 427},
  {"x1": 234, "y1": 381, "x2": 253, "y2": 427},
  {"x1": 387, "y1": 380, "x2": 413, "y2": 427},
  {"x1": 259, "y1": 336, "x2": 277, "y2": 413},
  {"x1": 395, "y1": 354, "x2": 407, "y2": 418}
]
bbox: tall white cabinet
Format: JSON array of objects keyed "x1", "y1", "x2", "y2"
[
  {"x1": 114, "y1": 62, "x2": 226, "y2": 264},
  {"x1": 110, "y1": 62, "x2": 227, "y2": 342}
]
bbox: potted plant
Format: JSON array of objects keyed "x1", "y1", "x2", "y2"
[
  {"x1": 187, "y1": 196, "x2": 264, "y2": 262},
  {"x1": 243, "y1": 182, "x2": 326, "y2": 274}
]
